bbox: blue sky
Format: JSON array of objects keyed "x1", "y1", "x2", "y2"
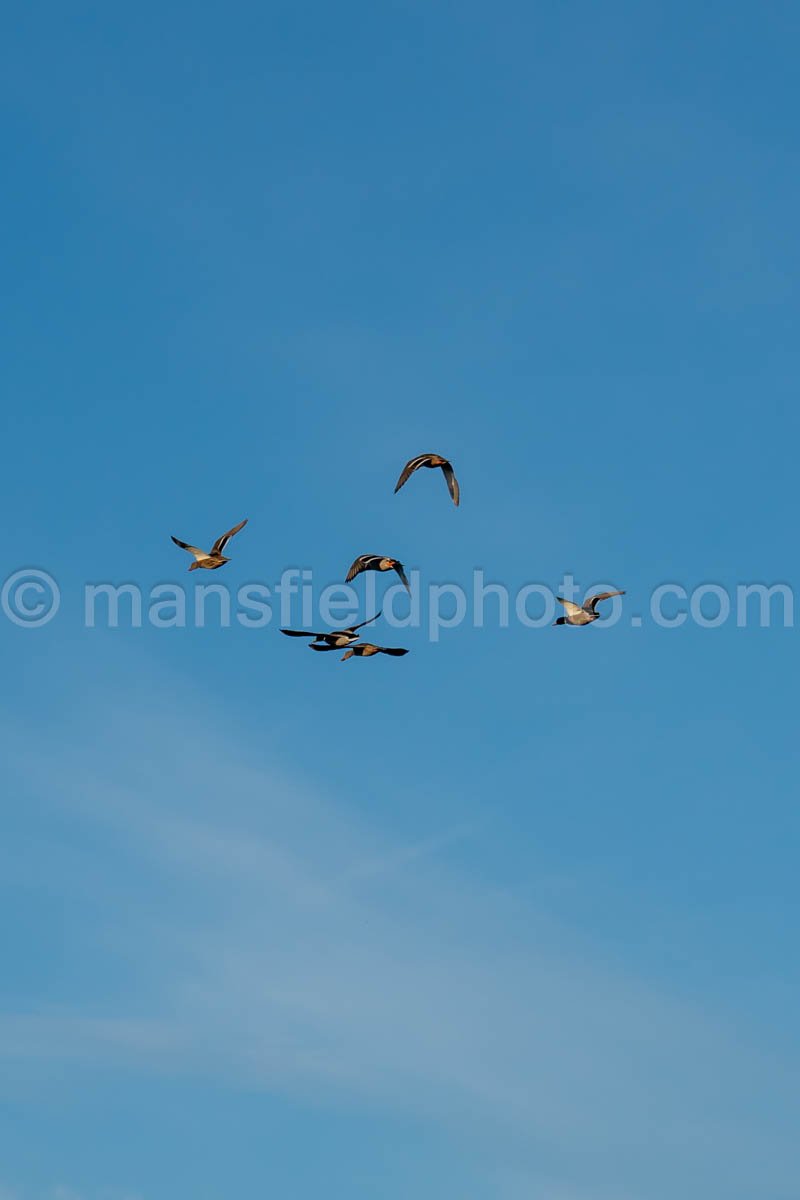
[{"x1": 1, "y1": 2, "x2": 799, "y2": 1197}]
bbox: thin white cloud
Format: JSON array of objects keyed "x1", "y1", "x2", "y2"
[{"x1": 0, "y1": 667, "x2": 797, "y2": 1199}]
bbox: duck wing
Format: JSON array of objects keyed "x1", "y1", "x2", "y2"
[
  {"x1": 441, "y1": 460, "x2": 460, "y2": 506},
  {"x1": 393, "y1": 562, "x2": 411, "y2": 592},
  {"x1": 347, "y1": 610, "x2": 382, "y2": 633},
  {"x1": 556, "y1": 597, "x2": 585, "y2": 618},
  {"x1": 211, "y1": 517, "x2": 248, "y2": 556},
  {"x1": 394, "y1": 454, "x2": 434, "y2": 493},
  {"x1": 346, "y1": 554, "x2": 381, "y2": 582},
  {"x1": 171, "y1": 536, "x2": 206, "y2": 560},
  {"x1": 585, "y1": 590, "x2": 625, "y2": 613}
]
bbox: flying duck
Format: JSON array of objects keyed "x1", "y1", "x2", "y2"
[
  {"x1": 346, "y1": 554, "x2": 410, "y2": 593},
  {"x1": 340, "y1": 642, "x2": 409, "y2": 662},
  {"x1": 171, "y1": 518, "x2": 248, "y2": 571},
  {"x1": 554, "y1": 590, "x2": 625, "y2": 626},
  {"x1": 394, "y1": 453, "x2": 460, "y2": 506},
  {"x1": 280, "y1": 611, "x2": 382, "y2": 650}
]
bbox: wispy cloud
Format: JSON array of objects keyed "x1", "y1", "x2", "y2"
[{"x1": 0, "y1": 666, "x2": 797, "y2": 1199}]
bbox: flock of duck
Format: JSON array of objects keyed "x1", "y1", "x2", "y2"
[{"x1": 171, "y1": 451, "x2": 625, "y2": 658}]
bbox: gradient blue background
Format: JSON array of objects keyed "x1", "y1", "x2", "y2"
[{"x1": 1, "y1": 3, "x2": 798, "y2": 1198}]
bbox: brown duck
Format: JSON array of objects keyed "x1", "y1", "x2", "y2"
[
  {"x1": 340, "y1": 642, "x2": 409, "y2": 662},
  {"x1": 394, "y1": 452, "x2": 460, "y2": 506},
  {"x1": 171, "y1": 518, "x2": 248, "y2": 571},
  {"x1": 554, "y1": 591, "x2": 625, "y2": 626},
  {"x1": 346, "y1": 554, "x2": 410, "y2": 593}
]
